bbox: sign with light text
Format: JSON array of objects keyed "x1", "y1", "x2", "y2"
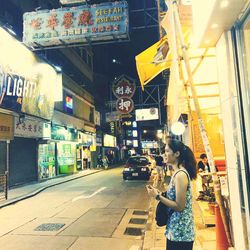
[
  {"x1": 23, "y1": 1, "x2": 129, "y2": 47},
  {"x1": 135, "y1": 108, "x2": 159, "y2": 121},
  {"x1": 0, "y1": 27, "x2": 61, "y2": 120},
  {"x1": 112, "y1": 77, "x2": 136, "y2": 99},
  {"x1": 0, "y1": 71, "x2": 55, "y2": 120},
  {"x1": 116, "y1": 97, "x2": 134, "y2": 114}
]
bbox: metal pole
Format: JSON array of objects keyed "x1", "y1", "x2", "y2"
[
  {"x1": 157, "y1": 85, "x2": 162, "y2": 125},
  {"x1": 5, "y1": 140, "x2": 10, "y2": 200}
]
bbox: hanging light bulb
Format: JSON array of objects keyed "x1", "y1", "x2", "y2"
[{"x1": 171, "y1": 122, "x2": 185, "y2": 135}]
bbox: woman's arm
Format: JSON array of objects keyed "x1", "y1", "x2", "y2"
[{"x1": 146, "y1": 171, "x2": 189, "y2": 212}]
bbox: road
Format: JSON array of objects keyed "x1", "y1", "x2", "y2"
[{"x1": 0, "y1": 167, "x2": 153, "y2": 250}]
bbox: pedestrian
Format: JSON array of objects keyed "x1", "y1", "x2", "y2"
[
  {"x1": 155, "y1": 154, "x2": 164, "y2": 182},
  {"x1": 146, "y1": 138, "x2": 197, "y2": 250}
]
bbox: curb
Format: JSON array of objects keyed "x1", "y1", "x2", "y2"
[
  {"x1": 0, "y1": 169, "x2": 103, "y2": 209},
  {"x1": 143, "y1": 198, "x2": 155, "y2": 250}
]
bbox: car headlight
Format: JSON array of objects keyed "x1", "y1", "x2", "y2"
[{"x1": 124, "y1": 168, "x2": 130, "y2": 171}]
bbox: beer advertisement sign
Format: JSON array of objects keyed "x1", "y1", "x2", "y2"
[{"x1": 0, "y1": 70, "x2": 54, "y2": 120}]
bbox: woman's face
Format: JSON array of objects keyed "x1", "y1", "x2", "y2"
[{"x1": 165, "y1": 145, "x2": 178, "y2": 164}]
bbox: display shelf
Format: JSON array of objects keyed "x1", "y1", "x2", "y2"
[{"x1": 197, "y1": 200, "x2": 215, "y2": 226}]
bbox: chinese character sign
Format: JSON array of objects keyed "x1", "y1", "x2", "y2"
[
  {"x1": 112, "y1": 77, "x2": 136, "y2": 98},
  {"x1": 116, "y1": 97, "x2": 134, "y2": 114},
  {"x1": 23, "y1": 1, "x2": 129, "y2": 47},
  {"x1": 14, "y1": 117, "x2": 43, "y2": 138}
]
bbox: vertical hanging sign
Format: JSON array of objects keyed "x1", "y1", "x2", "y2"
[{"x1": 112, "y1": 76, "x2": 136, "y2": 115}]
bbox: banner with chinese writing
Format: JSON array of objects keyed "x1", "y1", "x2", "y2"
[
  {"x1": 112, "y1": 76, "x2": 136, "y2": 99},
  {"x1": 116, "y1": 97, "x2": 134, "y2": 114},
  {"x1": 23, "y1": 1, "x2": 129, "y2": 47},
  {"x1": 14, "y1": 117, "x2": 43, "y2": 138}
]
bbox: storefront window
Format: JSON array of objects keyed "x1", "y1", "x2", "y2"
[{"x1": 234, "y1": 10, "x2": 250, "y2": 247}]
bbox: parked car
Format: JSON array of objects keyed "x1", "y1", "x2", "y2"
[{"x1": 123, "y1": 156, "x2": 151, "y2": 180}]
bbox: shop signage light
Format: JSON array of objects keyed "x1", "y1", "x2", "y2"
[
  {"x1": 171, "y1": 122, "x2": 185, "y2": 135},
  {"x1": 60, "y1": 0, "x2": 86, "y2": 5},
  {"x1": 116, "y1": 97, "x2": 134, "y2": 114},
  {"x1": 135, "y1": 108, "x2": 159, "y2": 121},
  {"x1": 23, "y1": 1, "x2": 129, "y2": 47},
  {"x1": 65, "y1": 95, "x2": 73, "y2": 114},
  {"x1": 112, "y1": 77, "x2": 136, "y2": 99}
]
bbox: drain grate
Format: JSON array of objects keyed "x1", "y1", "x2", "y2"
[
  {"x1": 124, "y1": 227, "x2": 144, "y2": 236},
  {"x1": 129, "y1": 218, "x2": 147, "y2": 225},
  {"x1": 34, "y1": 223, "x2": 65, "y2": 231},
  {"x1": 133, "y1": 210, "x2": 148, "y2": 216}
]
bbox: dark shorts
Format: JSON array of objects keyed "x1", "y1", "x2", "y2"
[{"x1": 166, "y1": 239, "x2": 194, "y2": 250}]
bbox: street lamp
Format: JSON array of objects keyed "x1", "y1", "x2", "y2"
[{"x1": 171, "y1": 122, "x2": 185, "y2": 135}]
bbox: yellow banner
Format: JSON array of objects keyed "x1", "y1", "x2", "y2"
[
  {"x1": 135, "y1": 36, "x2": 171, "y2": 90},
  {"x1": 0, "y1": 113, "x2": 14, "y2": 140}
]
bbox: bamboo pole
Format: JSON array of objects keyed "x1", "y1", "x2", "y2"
[{"x1": 171, "y1": 0, "x2": 232, "y2": 246}]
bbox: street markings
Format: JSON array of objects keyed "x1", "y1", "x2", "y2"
[{"x1": 72, "y1": 187, "x2": 107, "y2": 202}]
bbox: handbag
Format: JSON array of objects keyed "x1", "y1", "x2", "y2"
[{"x1": 155, "y1": 192, "x2": 174, "y2": 227}]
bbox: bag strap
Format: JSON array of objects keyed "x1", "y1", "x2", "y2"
[{"x1": 172, "y1": 169, "x2": 190, "y2": 185}]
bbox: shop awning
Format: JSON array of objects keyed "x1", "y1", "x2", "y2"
[
  {"x1": 192, "y1": 0, "x2": 247, "y2": 47},
  {"x1": 167, "y1": 47, "x2": 220, "y2": 120}
]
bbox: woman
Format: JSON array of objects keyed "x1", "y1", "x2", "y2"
[{"x1": 147, "y1": 139, "x2": 197, "y2": 250}]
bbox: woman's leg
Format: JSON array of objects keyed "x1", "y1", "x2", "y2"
[{"x1": 166, "y1": 239, "x2": 193, "y2": 250}]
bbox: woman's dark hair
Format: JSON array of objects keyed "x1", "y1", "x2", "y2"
[
  {"x1": 167, "y1": 139, "x2": 197, "y2": 180},
  {"x1": 200, "y1": 153, "x2": 207, "y2": 159}
]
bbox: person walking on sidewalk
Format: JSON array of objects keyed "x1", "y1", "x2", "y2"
[
  {"x1": 147, "y1": 138, "x2": 197, "y2": 250},
  {"x1": 155, "y1": 154, "x2": 164, "y2": 182}
]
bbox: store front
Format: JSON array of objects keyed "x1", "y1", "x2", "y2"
[
  {"x1": 77, "y1": 132, "x2": 94, "y2": 170},
  {"x1": 11, "y1": 116, "x2": 52, "y2": 185},
  {"x1": 191, "y1": 1, "x2": 250, "y2": 249},
  {"x1": 103, "y1": 134, "x2": 117, "y2": 165},
  {"x1": 0, "y1": 113, "x2": 13, "y2": 197},
  {"x1": 0, "y1": 26, "x2": 61, "y2": 186},
  {"x1": 51, "y1": 124, "x2": 77, "y2": 174}
]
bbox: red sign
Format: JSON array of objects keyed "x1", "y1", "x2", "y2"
[
  {"x1": 116, "y1": 97, "x2": 134, "y2": 114},
  {"x1": 112, "y1": 77, "x2": 136, "y2": 99}
]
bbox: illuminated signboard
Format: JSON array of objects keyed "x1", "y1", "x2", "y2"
[
  {"x1": 64, "y1": 95, "x2": 73, "y2": 114},
  {"x1": 23, "y1": 1, "x2": 129, "y2": 47},
  {"x1": 135, "y1": 108, "x2": 159, "y2": 121},
  {"x1": 60, "y1": 0, "x2": 86, "y2": 5}
]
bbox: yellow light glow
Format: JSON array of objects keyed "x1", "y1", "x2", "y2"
[
  {"x1": 211, "y1": 23, "x2": 219, "y2": 29},
  {"x1": 220, "y1": 0, "x2": 229, "y2": 8}
]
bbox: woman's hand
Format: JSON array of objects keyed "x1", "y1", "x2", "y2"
[{"x1": 146, "y1": 185, "x2": 160, "y2": 199}]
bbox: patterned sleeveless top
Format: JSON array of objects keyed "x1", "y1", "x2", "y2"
[{"x1": 165, "y1": 169, "x2": 195, "y2": 241}]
